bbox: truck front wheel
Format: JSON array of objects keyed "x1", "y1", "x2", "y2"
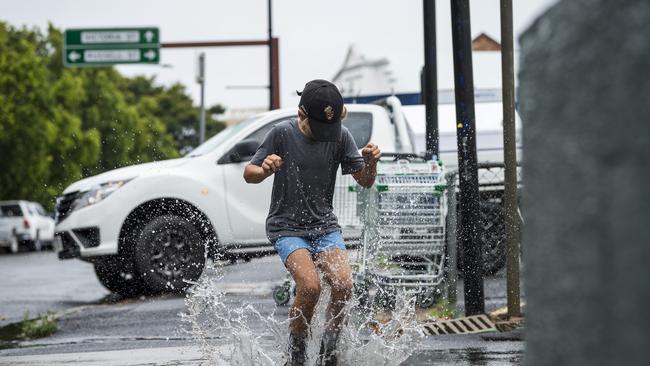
[
  {"x1": 133, "y1": 214, "x2": 205, "y2": 294},
  {"x1": 94, "y1": 255, "x2": 145, "y2": 297}
]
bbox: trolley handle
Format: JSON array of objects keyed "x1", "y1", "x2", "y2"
[
  {"x1": 379, "y1": 153, "x2": 425, "y2": 162},
  {"x1": 350, "y1": 153, "x2": 425, "y2": 163}
]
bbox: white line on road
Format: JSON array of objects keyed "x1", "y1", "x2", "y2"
[{"x1": 0, "y1": 346, "x2": 208, "y2": 366}]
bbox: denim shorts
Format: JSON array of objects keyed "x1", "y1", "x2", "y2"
[{"x1": 274, "y1": 230, "x2": 346, "y2": 265}]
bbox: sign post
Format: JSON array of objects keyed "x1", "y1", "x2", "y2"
[
  {"x1": 64, "y1": 27, "x2": 160, "y2": 67},
  {"x1": 197, "y1": 53, "x2": 206, "y2": 144}
]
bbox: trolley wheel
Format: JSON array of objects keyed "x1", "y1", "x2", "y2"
[
  {"x1": 417, "y1": 292, "x2": 438, "y2": 308},
  {"x1": 273, "y1": 285, "x2": 291, "y2": 306}
]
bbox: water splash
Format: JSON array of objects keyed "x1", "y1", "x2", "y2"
[{"x1": 182, "y1": 262, "x2": 424, "y2": 366}]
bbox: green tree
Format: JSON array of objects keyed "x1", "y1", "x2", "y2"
[
  {"x1": 0, "y1": 22, "x2": 226, "y2": 210},
  {"x1": 0, "y1": 23, "x2": 100, "y2": 206},
  {"x1": 123, "y1": 76, "x2": 225, "y2": 155}
]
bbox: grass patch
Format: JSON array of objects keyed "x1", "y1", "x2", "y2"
[
  {"x1": 428, "y1": 298, "x2": 455, "y2": 320},
  {"x1": 0, "y1": 312, "x2": 57, "y2": 342},
  {"x1": 20, "y1": 312, "x2": 57, "y2": 339}
]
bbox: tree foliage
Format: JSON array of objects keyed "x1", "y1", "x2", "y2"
[{"x1": 0, "y1": 23, "x2": 226, "y2": 210}]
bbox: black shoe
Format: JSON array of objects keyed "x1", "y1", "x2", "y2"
[
  {"x1": 285, "y1": 334, "x2": 307, "y2": 366},
  {"x1": 317, "y1": 332, "x2": 339, "y2": 366}
]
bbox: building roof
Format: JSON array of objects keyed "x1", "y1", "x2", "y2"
[{"x1": 472, "y1": 33, "x2": 502, "y2": 51}]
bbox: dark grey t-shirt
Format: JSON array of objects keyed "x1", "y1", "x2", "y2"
[{"x1": 250, "y1": 119, "x2": 364, "y2": 241}]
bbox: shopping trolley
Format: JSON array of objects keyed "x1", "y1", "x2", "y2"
[
  {"x1": 272, "y1": 155, "x2": 448, "y2": 309},
  {"x1": 352, "y1": 155, "x2": 448, "y2": 309}
]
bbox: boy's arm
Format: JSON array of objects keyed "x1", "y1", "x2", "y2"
[
  {"x1": 243, "y1": 154, "x2": 283, "y2": 184},
  {"x1": 352, "y1": 143, "x2": 381, "y2": 188}
]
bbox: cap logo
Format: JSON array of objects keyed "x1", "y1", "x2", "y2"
[{"x1": 324, "y1": 105, "x2": 334, "y2": 121}]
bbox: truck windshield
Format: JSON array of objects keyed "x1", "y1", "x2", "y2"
[
  {"x1": 344, "y1": 112, "x2": 372, "y2": 147},
  {"x1": 0, "y1": 204, "x2": 23, "y2": 217},
  {"x1": 186, "y1": 115, "x2": 262, "y2": 157}
]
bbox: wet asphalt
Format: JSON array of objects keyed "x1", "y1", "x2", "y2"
[{"x1": 0, "y1": 251, "x2": 524, "y2": 365}]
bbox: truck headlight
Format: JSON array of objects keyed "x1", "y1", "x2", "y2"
[{"x1": 73, "y1": 179, "x2": 132, "y2": 211}]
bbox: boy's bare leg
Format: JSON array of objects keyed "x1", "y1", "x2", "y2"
[
  {"x1": 315, "y1": 248, "x2": 353, "y2": 334},
  {"x1": 286, "y1": 249, "x2": 322, "y2": 336}
]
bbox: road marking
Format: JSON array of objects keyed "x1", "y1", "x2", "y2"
[{"x1": 0, "y1": 345, "x2": 208, "y2": 365}]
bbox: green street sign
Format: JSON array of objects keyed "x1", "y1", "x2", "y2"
[
  {"x1": 64, "y1": 27, "x2": 160, "y2": 66},
  {"x1": 64, "y1": 48, "x2": 160, "y2": 65}
]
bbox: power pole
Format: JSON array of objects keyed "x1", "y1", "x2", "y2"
[
  {"x1": 268, "y1": 0, "x2": 275, "y2": 110},
  {"x1": 197, "y1": 52, "x2": 206, "y2": 144},
  {"x1": 423, "y1": 0, "x2": 439, "y2": 159},
  {"x1": 450, "y1": 0, "x2": 484, "y2": 316},
  {"x1": 500, "y1": 0, "x2": 521, "y2": 318}
]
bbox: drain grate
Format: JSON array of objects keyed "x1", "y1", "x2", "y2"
[{"x1": 422, "y1": 314, "x2": 496, "y2": 335}]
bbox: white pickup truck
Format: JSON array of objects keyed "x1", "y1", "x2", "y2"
[
  {"x1": 0, "y1": 200, "x2": 55, "y2": 253},
  {"x1": 55, "y1": 97, "x2": 519, "y2": 296}
]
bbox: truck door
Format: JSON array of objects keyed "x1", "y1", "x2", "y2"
[{"x1": 220, "y1": 117, "x2": 292, "y2": 245}]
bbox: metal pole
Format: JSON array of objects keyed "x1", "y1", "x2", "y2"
[
  {"x1": 161, "y1": 40, "x2": 269, "y2": 48},
  {"x1": 271, "y1": 38, "x2": 280, "y2": 109},
  {"x1": 268, "y1": 0, "x2": 274, "y2": 110},
  {"x1": 445, "y1": 171, "x2": 458, "y2": 311},
  {"x1": 423, "y1": 0, "x2": 439, "y2": 160},
  {"x1": 450, "y1": 0, "x2": 484, "y2": 316},
  {"x1": 500, "y1": 0, "x2": 521, "y2": 318},
  {"x1": 198, "y1": 52, "x2": 206, "y2": 144}
]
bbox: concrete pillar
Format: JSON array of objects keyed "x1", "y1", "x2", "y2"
[{"x1": 518, "y1": 1, "x2": 650, "y2": 365}]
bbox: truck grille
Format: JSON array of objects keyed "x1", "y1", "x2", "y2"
[{"x1": 55, "y1": 191, "x2": 81, "y2": 223}]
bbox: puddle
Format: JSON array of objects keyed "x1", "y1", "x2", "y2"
[
  {"x1": 0, "y1": 321, "x2": 22, "y2": 350},
  {"x1": 183, "y1": 263, "x2": 426, "y2": 365},
  {"x1": 406, "y1": 347, "x2": 523, "y2": 365}
]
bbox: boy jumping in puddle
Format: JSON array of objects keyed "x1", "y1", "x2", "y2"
[{"x1": 244, "y1": 79, "x2": 380, "y2": 365}]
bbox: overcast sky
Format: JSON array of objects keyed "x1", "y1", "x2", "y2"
[{"x1": 3, "y1": 0, "x2": 557, "y2": 112}]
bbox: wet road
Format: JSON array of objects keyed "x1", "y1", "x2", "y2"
[
  {"x1": 0, "y1": 251, "x2": 524, "y2": 365},
  {"x1": 0, "y1": 251, "x2": 109, "y2": 327}
]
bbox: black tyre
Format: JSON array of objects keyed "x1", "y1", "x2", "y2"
[
  {"x1": 133, "y1": 214, "x2": 206, "y2": 294},
  {"x1": 417, "y1": 291, "x2": 438, "y2": 309},
  {"x1": 457, "y1": 201, "x2": 508, "y2": 277},
  {"x1": 24, "y1": 231, "x2": 42, "y2": 252},
  {"x1": 94, "y1": 255, "x2": 145, "y2": 297},
  {"x1": 273, "y1": 285, "x2": 291, "y2": 306},
  {"x1": 9, "y1": 236, "x2": 19, "y2": 254}
]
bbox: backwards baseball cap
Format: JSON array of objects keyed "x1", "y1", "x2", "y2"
[{"x1": 297, "y1": 79, "x2": 344, "y2": 142}]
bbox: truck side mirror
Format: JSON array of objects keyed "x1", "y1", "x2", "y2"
[{"x1": 224, "y1": 139, "x2": 259, "y2": 164}]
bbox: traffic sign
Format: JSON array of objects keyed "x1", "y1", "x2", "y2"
[{"x1": 64, "y1": 27, "x2": 160, "y2": 66}]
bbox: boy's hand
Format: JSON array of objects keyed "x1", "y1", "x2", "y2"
[
  {"x1": 261, "y1": 154, "x2": 283, "y2": 175},
  {"x1": 362, "y1": 143, "x2": 381, "y2": 165}
]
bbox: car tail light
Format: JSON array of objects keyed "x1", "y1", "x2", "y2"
[{"x1": 23, "y1": 218, "x2": 30, "y2": 229}]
